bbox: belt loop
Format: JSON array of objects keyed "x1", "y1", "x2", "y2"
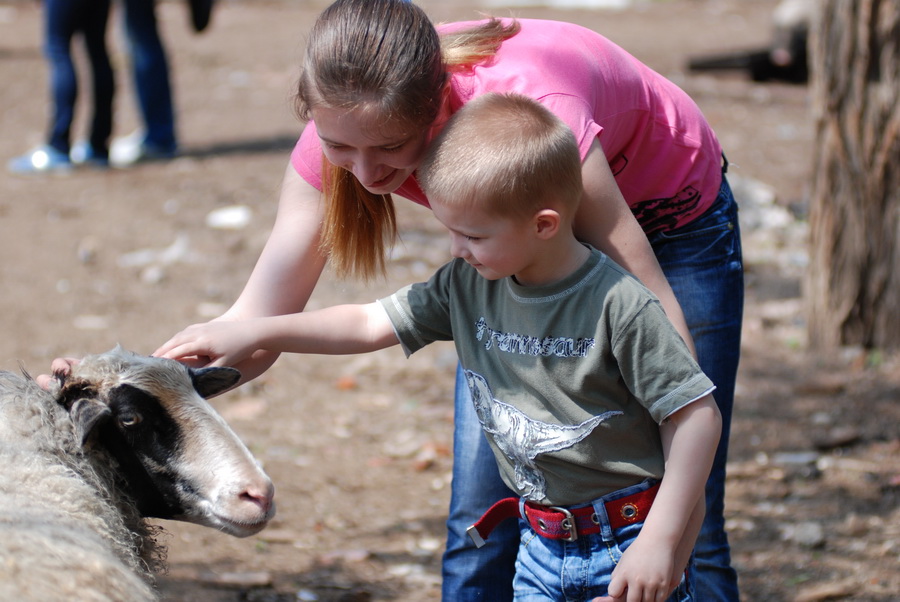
[
  {"x1": 590, "y1": 498, "x2": 616, "y2": 542},
  {"x1": 721, "y1": 152, "x2": 729, "y2": 174},
  {"x1": 518, "y1": 498, "x2": 527, "y2": 521}
]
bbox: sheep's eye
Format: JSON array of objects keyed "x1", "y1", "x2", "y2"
[{"x1": 117, "y1": 412, "x2": 143, "y2": 429}]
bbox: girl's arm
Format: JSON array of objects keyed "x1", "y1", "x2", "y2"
[
  {"x1": 575, "y1": 140, "x2": 696, "y2": 356},
  {"x1": 155, "y1": 302, "x2": 399, "y2": 368},
  {"x1": 154, "y1": 164, "x2": 329, "y2": 382},
  {"x1": 225, "y1": 164, "x2": 328, "y2": 319},
  {"x1": 599, "y1": 394, "x2": 721, "y2": 602}
]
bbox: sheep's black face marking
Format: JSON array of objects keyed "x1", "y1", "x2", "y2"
[{"x1": 97, "y1": 384, "x2": 189, "y2": 519}]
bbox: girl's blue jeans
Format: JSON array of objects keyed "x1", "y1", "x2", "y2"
[
  {"x1": 514, "y1": 480, "x2": 692, "y2": 602},
  {"x1": 443, "y1": 173, "x2": 743, "y2": 601}
]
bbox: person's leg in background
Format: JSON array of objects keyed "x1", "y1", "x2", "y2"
[
  {"x1": 650, "y1": 174, "x2": 744, "y2": 601},
  {"x1": 442, "y1": 364, "x2": 518, "y2": 602},
  {"x1": 8, "y1": 0, "x2": 80, "y2": 173},
  {"x1": 43, "y1": 0, "x2": 79, "y2": 158},
  {"x1": 118, "y1": 0, "x2": 177, "y2": 160},
  {"x1": 188, "y1": 0, "x2": 215, "y2": 33},
  {"x1": 80, "y1": 0, "x2": 114, "y2": 164}
]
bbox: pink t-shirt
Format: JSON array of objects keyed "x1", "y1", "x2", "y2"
[{"x1": 291, "y1": 18, "x2": 723, "y2": 233}]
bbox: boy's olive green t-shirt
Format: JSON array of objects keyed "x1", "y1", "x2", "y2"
[{"x1": 380, "y1": 247, "x2": 714, "y2": 506}]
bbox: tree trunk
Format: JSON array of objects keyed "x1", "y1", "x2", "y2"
[{"x1": 806, "y1": 0, "x2": 900, "y2": 349}]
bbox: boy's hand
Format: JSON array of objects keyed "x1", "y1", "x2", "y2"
[
  {"x1": 154, "y1": 319, "x2": 260, "y2": 368},
  {"x1": 592, "y1": 533, "x2": 680, "y2": 602}
]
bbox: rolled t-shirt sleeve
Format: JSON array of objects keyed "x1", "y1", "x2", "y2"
[
  {"x1": 291, "y1": 121, "x2": 325, "y2": 190},
  {"x1": 537, "y1": 93, "x2": 603, "y2": 160},
  {"x1": 378, "y1": 263, "x2": 457, "y2": 356},
  {"x1": 613, "y1": 298, "x2": 716, "y2": 423}
]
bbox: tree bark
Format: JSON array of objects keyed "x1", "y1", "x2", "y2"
[{"x1": 806, "y1": 0, "x2": 900, "y2": 349}]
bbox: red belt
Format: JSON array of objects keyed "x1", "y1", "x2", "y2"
[{"x1": 467, "y1": 483, "x2": 659, "y2": 548}]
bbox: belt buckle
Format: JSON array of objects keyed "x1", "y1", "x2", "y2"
[{"x1": 549, "y1": 506, "x2": 578, "y2": 542}]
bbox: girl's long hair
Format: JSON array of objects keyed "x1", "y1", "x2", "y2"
[{"x1": 297, "y1": 0, "x2": 519, "y2": 279}]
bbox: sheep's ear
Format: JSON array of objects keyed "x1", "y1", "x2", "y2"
[
  {"x1": 69, "y1": 398, "x2": 112, "y2": 445},
  {"x1": 190, "y1": 366, "x2": 241, "y2": 399}
]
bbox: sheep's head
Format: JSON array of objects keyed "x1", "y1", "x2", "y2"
[{"x1": 52, "y1": 347, "x2": 275, "y2": 538}]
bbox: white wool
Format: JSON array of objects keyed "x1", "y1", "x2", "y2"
[{"x1": 0, "y1": 370, "x2": 160, "y2": 601}]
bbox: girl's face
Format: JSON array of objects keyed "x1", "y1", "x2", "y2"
[{"x1": 312, "y1": 105, "x2": 432, "y2": 195}]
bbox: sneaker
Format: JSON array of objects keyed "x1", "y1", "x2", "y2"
[
  {"x1": 71, "y1": 141, "x2": 110, "y2": 169},
  {"x1": 7, "y1": 145, "x2": 73, "y2": 174},
  {"x1": 110, "y1": 131, "x2": 177, "y2": 167}
]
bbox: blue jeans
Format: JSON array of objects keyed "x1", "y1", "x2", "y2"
[
  {"x1": 649, "y1": 174, "x2": 743, "y2": 601},
  {"x1": 444, "y1": 365, "x2": 519, "y2": 601},
  {"x1": 443, "y1": 174, "x2": 743, "y2": 601},
  {"x1": 120, "y1": 0, "x2": 177, "y2": 152},
  {"x1": 45, "y1": 0, "x2": 114, "y2": 157},
  {"x1": 514, "y1": 480, "x2": 692, "y2": 602}
]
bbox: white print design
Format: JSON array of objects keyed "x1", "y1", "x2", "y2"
[
  {"x1": 474, "y1": 317, "x2": 595, "y2": 357},
  {"x1": 464, "y1": 370, "x2": 622, "y2": 501}
]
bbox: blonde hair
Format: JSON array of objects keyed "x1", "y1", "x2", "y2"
[
  {"x1": 441, "y1": 18, "x2": 521, "y2": 74},
  {"x1": 295, "y1": 0, "x2": 520, "y2": 279},
  {"x1": 418, "y1": 93, "x2": 583, "y2": 221}
]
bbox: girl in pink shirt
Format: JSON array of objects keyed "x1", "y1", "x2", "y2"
[
  {"x1": 293, "y1": 18, "x2": 723, "y2": 235},
  {"x1": 160, "y1": 1, "x2": 742, "y2": 599}
]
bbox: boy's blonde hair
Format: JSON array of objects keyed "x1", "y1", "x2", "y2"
[
  {"x1": 295, "y1": 0, "x2": 521, "y2": 280},
  {"x1": 418, "y1": 93, "x2": 583, "y2": 220}
]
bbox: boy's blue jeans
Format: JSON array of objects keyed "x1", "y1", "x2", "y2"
[
  {"x1": 443, "y1": 174, "x2": 743, "y2": 601},
  {"x1": 514, "y1": 480, "x2": 692, "y2": 602}
]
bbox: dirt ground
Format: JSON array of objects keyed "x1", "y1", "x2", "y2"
[{"x1": 1, "y1": 1, "x2": 898, "y2": 600}]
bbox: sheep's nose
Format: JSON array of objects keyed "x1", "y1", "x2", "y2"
[{"x1": 239, "y1": 480, "x2": 275, "y2": 517}]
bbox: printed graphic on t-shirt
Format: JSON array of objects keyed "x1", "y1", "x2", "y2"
[
  {"x1": 475, "y1": 317, "x2": 595, "y2": 357},
  {"x1": 630, "y1": 185, "x2": 701, "y2": 233},
  {"x1": 464, "y1": 370, "x2": 622, "y2": 501}
]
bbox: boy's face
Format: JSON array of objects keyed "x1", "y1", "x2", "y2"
[{"x1": 431, "y1": 197, "x2": 538, "y2": 282}]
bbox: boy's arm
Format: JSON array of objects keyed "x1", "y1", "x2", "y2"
[
  {"x1": 599, "y1": 394, "x2": 721, "y2": 602},
  {"x1": 155, "y1": 302, "x2": 399, "y2": 367},
  {"x1": 260, "y1": 302, "x2": 399, "y2": 355}
]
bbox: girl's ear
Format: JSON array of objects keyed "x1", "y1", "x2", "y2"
[{"x1": 533, "y1": 209, "x2": 561, "y2": 239}]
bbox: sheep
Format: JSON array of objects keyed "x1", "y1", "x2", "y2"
[{"x1": 0, "y1": 346, "x2": 276, "y2": 601}]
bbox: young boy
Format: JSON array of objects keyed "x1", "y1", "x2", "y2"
[{"x1": 156, "y1": 93, "x2": 721, "y2": 601}]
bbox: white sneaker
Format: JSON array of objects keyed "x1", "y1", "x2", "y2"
[
  {"x1": 110, "y1": 131, "x2": 146, "y2": 166},
  {"x1": 110, "y1": 131, "x2": 177, "y2": 167}
]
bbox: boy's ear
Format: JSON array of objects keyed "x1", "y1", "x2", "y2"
[{"x1": 533, "y1": 209, "x2": 561, "y2": 239}]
